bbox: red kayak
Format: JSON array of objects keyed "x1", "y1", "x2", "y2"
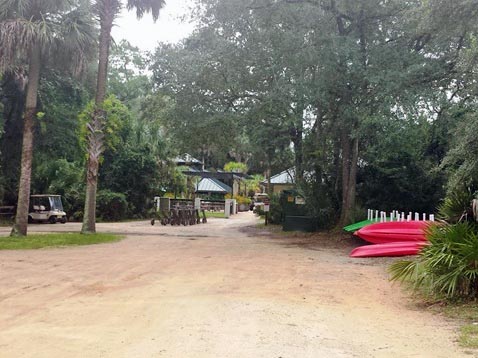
[
  {"x1": 354, "y1": 221, "x2": 429, "y2": 244},
  {"x1": 350, "y1": 241, "x2": 428, "y2": 258}
]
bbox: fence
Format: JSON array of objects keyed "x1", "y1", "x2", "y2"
[{"x1": 367, "y1": 209, "x2": 435, "y2": 222}]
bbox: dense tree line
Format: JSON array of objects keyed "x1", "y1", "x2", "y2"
[
  {"x1": 147, "y1": 0, "x2": 478, "y2": 226},
  {"x1": 1, "y1": 0, "x2": 478, "y2": 233},
  {"x1": 0, "y1": 1, "x2": 167, "y2": 234}
]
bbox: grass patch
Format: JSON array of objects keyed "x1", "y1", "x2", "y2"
[
  {"x1": 0, "y1": 233, "x2": 123, "y2": 250},
  {"x1": 459, "y1": 324, "x2": 478, "y2": 348},
  {"x1": 205, "y1": 211, "x2": 227, "y2": 219},
  {"x1": 427, "y1": 302, "x2": 478, "y2": 350},
  {"x1": 440, "y1": 303, "x2": 478, "y2": 322}
]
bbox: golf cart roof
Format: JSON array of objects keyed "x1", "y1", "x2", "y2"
[{"x1": 31, "y1": 194, "x2": 61, "y2": 197}]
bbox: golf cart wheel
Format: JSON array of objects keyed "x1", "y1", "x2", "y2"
[
  {"x1": 28, "y1": 216, "x2": 33, "y2": 224},
  {"x1": 60, "y1": 217, "x2": 67, "y2": 224},
  {"x1": 151, "y1": 219, "x2": 155, "y2": 226},
  {"x1": 49, "y1": 216, "x2": 57, "y2": 224}
]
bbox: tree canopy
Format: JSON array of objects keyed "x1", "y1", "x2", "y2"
[{"x1": 1, "y1": 0, "x2": 478, "y2": 229}]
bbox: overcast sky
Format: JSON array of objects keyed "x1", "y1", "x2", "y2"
[{"x1": 112, "y1": 0, "x2": 196, "y2": 51}]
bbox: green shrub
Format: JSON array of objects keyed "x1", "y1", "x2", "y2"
[
  {"x1": 389, "y1": 222, "x2": 478, "y2": 301},
  {"x1": 254, "y1": 205, "x2": 265, "y2": 216},
  {"x1": 97, "y1": 190, "x2": 128, "y2": 221},
  {"x1": 438, "y1": 187, "x2": 477, "y2": 224},
  {"x1": 299, "y1": 180, "x2": 336, "y2": 229},
  {"x1": 234, "y1": 195, "x2": 251, "y2": 206},
  {"x1": 224, "y1": 161, "x2": 248, "y2": 173},
  {"x1": 269, "y1": 194, "x2": 283, "y2": 224}
]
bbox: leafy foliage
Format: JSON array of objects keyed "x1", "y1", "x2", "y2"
[
  {"x1": 96, "y1": 190, "x2": 128, "y2": 221},
  {"x1": 32, "y1": 158, "x2": 85, "y2": 215},
  {"x1": 442, "y1": 112, "x2": 478, "y2": 193},
  {"x1": 224, "y1": 161, "x2": 248, "y2": 173},
  {"x1": 2, "y1": 0, "x2": 478, "y2": 230},
  {"x1": 358, "y1": 152, "x2": 444, "y2": 214},
  {"x1": 79, "y1": 95, "x2": 132, "y2": 154},
  {"x1": 438, "y1": 188, "x2": 477, "y2": 224},
  {"x1": 268, "y1": 194, "x2": 283, "y2": 225},
  {"x1": 100, "y1": 145, "x2": 159, "y2": 216},
  {"x1": 389, "y1": 222, "x2": 478, "y2": 301}
]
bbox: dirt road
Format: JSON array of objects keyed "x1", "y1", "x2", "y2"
[{"x1": 0, "y1": 212, "x2": 468, "y2": 357}]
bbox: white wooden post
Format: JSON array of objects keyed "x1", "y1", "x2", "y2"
[
  {"x1": 195, "y1": 198, "x2": 201, "y2": 210},
  {"x1": 225, "y1": 199, "x2": 232, "y2": 218}
]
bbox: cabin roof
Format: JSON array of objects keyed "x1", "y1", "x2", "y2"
[
  {"x1": 262, "y1": 168, "x2": 295, "y2": 185},
  {"x1": 196, "y1": 178, "x2": 232, "y2": 194}
]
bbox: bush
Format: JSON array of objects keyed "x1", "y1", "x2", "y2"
[
  {"x1": 357, "y1": 152, "x2": 445, "y2": 214},
  {"x1": 438, "y1": 187, "x2": 477, "y2": 224},
  {"x1": 233, "y1": 195, "x2": 251, "y2": 205},
  {"x1": 268, "y1": 194, "x2": 283, "y2": 224},
  {"x1": 96, "y1": 190, "x2": 128, "y2": 221},
  {"x1": 389, "y1": 222, "x2": 478, "y2": 301},
  {"x1": 224, "y1": 161, "x2": 248, "y2": 173},
  {"x1": 299, "y1": 181, "x2": 336, "y2": 229}
]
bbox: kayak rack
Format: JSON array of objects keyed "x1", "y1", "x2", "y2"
[{"x1": 151, "y1": 198, "x2": 207, "y2": 226}]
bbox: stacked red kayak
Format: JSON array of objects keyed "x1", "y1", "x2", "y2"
[
  {"x1": 353, "y1": 221, "x2": 428, "y2": 244},
  {"x1": 350, "y1": 221, "x2": 430, "y2": 258}
]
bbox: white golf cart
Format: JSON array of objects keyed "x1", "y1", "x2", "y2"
[{"x1": 28, "y1": 195, "x2": 67, "y2": 224}]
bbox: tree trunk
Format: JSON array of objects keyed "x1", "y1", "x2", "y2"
[
  {"x1": 81, "y1": 13, "x2": 113, "y2": 234},
  {"x1": 11, "y1": 44, "x2": 41, "y2": 236},
  {"x1": 267, "y1": 166, "x2": 272, "y2": 196},
  {"x1": 340, "y1": 130, "x2": 351, "y2": 211},
  {"x1": 339, "y1": 135, "x2": 359, "y2": 226}
]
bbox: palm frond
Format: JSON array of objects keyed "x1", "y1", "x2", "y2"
[
  {"x1": 126, "y1": 0, "x2": 165, "y2": 22},
  {"x1": 389, "y1": 259, "x2": 422, "y2": 282},
  {"x1": 1, "y1": 0, "x2": 97, "y2": 76},
  {"x1": 438, "y1": 188, "x2": 475, "y2": 223},
  {"x1": 0, "y1": 18, "x2": 39, "y2": 73},
  {"x1": 390, "y1": 222, "x2": 478, "y2": 301},
  {"x1": 51, "y1": 5, "x2": 98, "y2": 76}
]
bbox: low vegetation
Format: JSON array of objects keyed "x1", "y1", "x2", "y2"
[
  {"x1": 0, "y1": 233, "x2": 122, "y2": 250},
  {"x1": 205, "y1": 211, "x2": 227, "y2": 219},
  {"x1": 459, "y1": 324, "x2": 478, "y2": 349},
  {"x1": 388, "y1": 192, "x2": 478, "y2": 348},
  {"x1": 441, "y1": 304, "x2": 478, "y2": 349},
  {"x1": 389, "y1": 223, "x2": 478, "y2": 300}
]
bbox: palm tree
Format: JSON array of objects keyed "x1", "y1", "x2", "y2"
[
  {"x1": 0, "y1": 0, "x2": 96, "y2": 236},
  {"x1": 82, "y1": 0, "x2": 165, "y2": 233}
]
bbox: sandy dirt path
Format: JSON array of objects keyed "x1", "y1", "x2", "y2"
[{"x1": 0, "y1": 212, "x2": 469, "y2": 357}]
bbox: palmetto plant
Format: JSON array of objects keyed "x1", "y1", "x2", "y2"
[
  {"x1": 389, "y1": 222, "x2": 478, "y2": 300},
  {"x1": 437, "y1": 187, "x2": 477, "y2": 224},
  {"x1": 0, "y1": 0, "x2": 96, "y2": 236},
  {"x1": 82, "y1": 0, "x2": 165, "y2": 234}
]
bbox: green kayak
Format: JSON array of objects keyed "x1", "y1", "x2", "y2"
[{"x1": 343, "y1": 219, "x2": 375, "y2": 233}]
